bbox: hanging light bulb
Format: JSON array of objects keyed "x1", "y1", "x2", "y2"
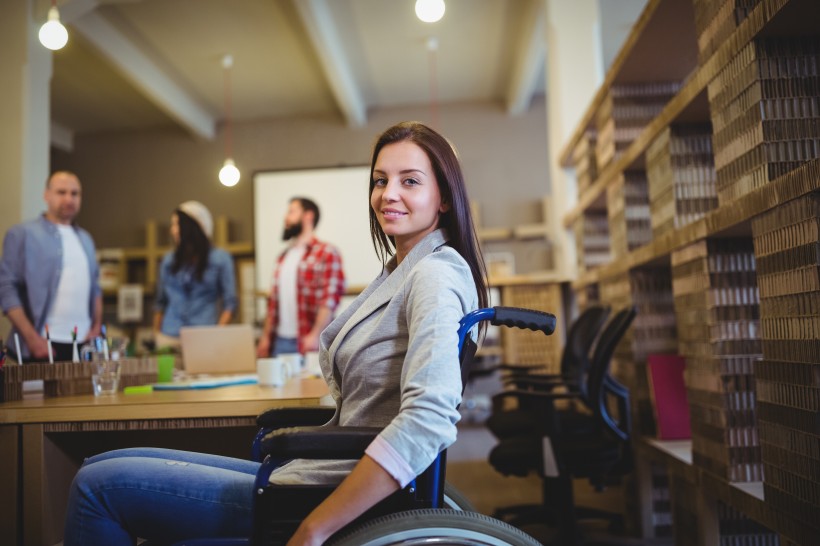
[
  {"x1": 415, "y1": 0, "x2": 445, "y2": 23},
  {"x1": 219, "y1": 158, "x2": 240, "y2": 187},
  {"x1": 219, "y1": 54, "x2": 240, "y2": 187},
  {"x1": 39, "y1": 4, "x2": 68, "y2": 51}
]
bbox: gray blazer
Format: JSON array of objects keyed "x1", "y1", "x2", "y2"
[{"x1": 271, "y1": 229, "x2": 478, "y2": 485}]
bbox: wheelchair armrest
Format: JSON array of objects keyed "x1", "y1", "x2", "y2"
[
  {"x1": 261, "y1": 426, "x2": 382, "y2": 459},
  {"x1": 256, "y1": 406, "x2": 335, "y2": 428}
]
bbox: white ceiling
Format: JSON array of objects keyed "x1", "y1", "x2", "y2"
[{"x1": 48, "y1": 0, "x2": 547, "y2": 142}]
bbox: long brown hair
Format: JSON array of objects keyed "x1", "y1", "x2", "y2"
[
  {"x1": 368, "y1": 121, "x2": 489, "y2": 312},
  {"x1": 172, "y1": 210, "x2": 211, "y2": 282}
]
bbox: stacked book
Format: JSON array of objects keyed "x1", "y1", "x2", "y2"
[
  {"x1": 692, "y1": 0, "x2": 762, "y2": 63},
  {"x1": 670, "y1": 473, "x2": 700, "y2": 546},
  {"x1": 751, "y1": 192, "x2": 820, "y2": 533},
  {"x1": 575, "y1": 208, "x2": 611, "y2": 272},
  {"x1": 646, "y1": 124, "x2": 719, "y2": 238},
  {"x1": 595, "y1": 82, "x2": 681, "y2": 169},
  {"x1": 607, "y1": 171, "x2": 652, "y2": 258},
  {"x1": 671, "y1": 238, "x2": 763, "y2": 483},
  {"x1": 600, "y1": 267, "x2": 678, "y2": 437},
  {"x1": 572, "y1": 129, "x2": 598, "y2": 194},
  {"x1": 598, "y1": 268, "x2": 675, "y2": 533},
  {"x1": 708, "y1": 36, "x2": 820, "y2": 205},
  {"x1": 716, "y1": 501, "x2": 779, "y2": 546},
  {"x1": 576, "y1": 284, "x2": 600, "y2": 311},
  {"x1": 650, "y1": 462, "x2": 673, "y2": 538}
]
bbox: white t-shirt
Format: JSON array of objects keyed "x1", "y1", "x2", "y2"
[
  {"x1": 276, "y1": 244, "x2": 306, "y2": 338},
  {"x1": 44, "y1": 225, "x2": 92, "y2": 342}
]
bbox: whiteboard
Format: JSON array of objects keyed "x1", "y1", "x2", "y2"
[{"x1": 253, "y1": 166, "x2": 382, "y2": 304}]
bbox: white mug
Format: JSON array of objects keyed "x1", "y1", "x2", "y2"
[
  {"x1": 304, "y1": 351, "x2": 321, "y2": 377},
  {"x1": 257, "y1": 357, "x2": 288, "y2": 387},
  {"x1": 279, "y1": 352, "x2": 303, "y2": 377}
]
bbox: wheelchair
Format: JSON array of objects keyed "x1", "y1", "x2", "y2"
[{"x1": 167, "y1": 307, "x2": 556, "y2": 546}]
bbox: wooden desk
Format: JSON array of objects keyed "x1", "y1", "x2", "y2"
[{"x1": 0, "y1": 378, "x2": 330, "y2": 546}]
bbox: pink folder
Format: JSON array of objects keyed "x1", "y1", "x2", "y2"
[{"x1": 647, "y1": 354, "x2": 691, "y2": 440}]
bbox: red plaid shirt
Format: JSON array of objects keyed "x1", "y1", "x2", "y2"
[{"x1": 266, "y1": 238, "x2": 345, "y2": 353}]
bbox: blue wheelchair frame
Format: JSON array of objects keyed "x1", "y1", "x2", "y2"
[{"x1": 173, "y1": 307, "x2": 556, "y2": 546}]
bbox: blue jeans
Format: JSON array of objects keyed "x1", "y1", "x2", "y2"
[
  {"x1": 63, "y1": 448, "x2": 260, "y2": 546},
  {"x1": 273, "y1": 336, "x2": 299, "y2": 356}
]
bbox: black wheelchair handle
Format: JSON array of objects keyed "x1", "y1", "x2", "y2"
[{"x1": 491, "y1": 306, "x2": 557, "y2": 336}]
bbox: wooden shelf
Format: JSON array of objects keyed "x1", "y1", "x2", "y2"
[
  {"x1": 489, "y1": 271, "x2": 570, "y2": 287},
  {"x1": 478, "y1": 227, "x2": 514, "y2": 242},
  {"x1": 98, "y1": 216, "x2": 254, "y2": 300},
  {"x1": 572, "y1": 158, "x2": 820, "y2": 289},
  {"x1": 474, "y1": 198, "x2": 550, "y2": 244},
  {"x1": 512, "y1": 223, "x2": 548, "y2": 239},
  {"x1": 561, "y1": 0, "x2": 820, "y2": 542},
  {"x1": 562, "y1": 0, "x2": 801, "y2": 229},
  {"x1": 640, "y1": 439, "x2": 816, "y2": 545},
  {"x1": 558, "y1": 0, "x2": 700, "y2": 166}
]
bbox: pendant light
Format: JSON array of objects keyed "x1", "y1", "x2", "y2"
[
  {"x1": 415, "y1": 0, "x2": 445, "y2": 23},
  {"x1": 39, "y1": 0, "x2": 68, "y2": 51},
  {"x1": 218, "y1": 54, "x2": 240, "y2": 187}
]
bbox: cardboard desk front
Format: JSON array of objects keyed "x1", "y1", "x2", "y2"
[{"x1": 0, "y1": 378, "x2": 330, "y2": 546}]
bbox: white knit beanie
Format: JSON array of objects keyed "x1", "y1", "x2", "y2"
[{"x1": 177, "y1": 200, "x2": 213, "y2": 239}]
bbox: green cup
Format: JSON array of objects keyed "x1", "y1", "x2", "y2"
[{"x1": 157, "y1": 354, "x2": 175, "y2": 383}]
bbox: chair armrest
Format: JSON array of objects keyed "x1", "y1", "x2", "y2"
[
  {"x1": 467, "y1": 362, "x2": 542, "y2": 380},
  {"x1": 492, "y1": 389, "x2": 581, "y2": 404},
  {"x1": 261, "y1": 426, "x2": 382, "y2": 459},
  {"x1": 505, "y1": 375, "x2": 577, "y2": 387},
  {"x1": 256, "y1": 407, "x2": 335, "y2": 428}
]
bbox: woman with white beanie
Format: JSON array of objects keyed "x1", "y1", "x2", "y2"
[{"x1": 153, "y1": 201, "x2": 237, "y2": 348}]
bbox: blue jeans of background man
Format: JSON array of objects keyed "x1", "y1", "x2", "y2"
[
  {"x1": 273, "y1": 336, "x2": 298, "y2": 356},
  {"x1": 63, "y1": 447, "x2": 260, "y2": 546}
]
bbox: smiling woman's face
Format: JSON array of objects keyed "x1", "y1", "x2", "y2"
[{"x1": 370, "y1": 141, "x2": 449, "y2": 260}]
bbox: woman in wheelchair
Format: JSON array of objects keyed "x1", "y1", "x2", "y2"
[{"x1": 63, "y1": 121, "x2": 490, "y2": 546}]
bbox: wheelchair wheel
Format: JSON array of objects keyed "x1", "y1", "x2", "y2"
[
  {"x1": 443, "y1": 483, "x2": 477, "y2": 511},
  {"x1": 328, "y1": 509, "x2": 542, "y2": 546}
]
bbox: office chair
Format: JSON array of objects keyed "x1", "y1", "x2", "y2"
[
  {"x1": 485, "y1": 304, "x2": 611, "y2": 440},
  {"x1": 161, "y1": 306, "x2": 556, "y2": 546},
  {"x1": 488, "y1": 306, "x2": 636, "y2": 544}
]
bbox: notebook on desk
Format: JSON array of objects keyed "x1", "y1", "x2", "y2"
[{"x1": 178, "y1": 323, "x2": 257, "y2": 376}]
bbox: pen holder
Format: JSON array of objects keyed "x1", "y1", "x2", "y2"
[{"x1": 0, "y1": 358, "x2": 159, "y2": 401}]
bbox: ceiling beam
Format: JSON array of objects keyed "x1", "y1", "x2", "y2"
[
  {"x1": 506, "y1": 0, "x2": 546, "y2": 116},
  {"x1": 292, "y1": 0, "x2": 367, "y2": 127},
  {"x1": 64, "y1": 3, "x2": 216, "y2": 139}
]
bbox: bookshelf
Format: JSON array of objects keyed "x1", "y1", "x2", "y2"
[{"x1": 562, "y1": 1, "x2": 820, "y2": 545}]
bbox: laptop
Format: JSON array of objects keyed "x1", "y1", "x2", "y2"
[{"x1": 178, "y1": 323, "x2": 257, "y2": 376}]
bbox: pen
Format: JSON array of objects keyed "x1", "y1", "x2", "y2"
[
  {"x1": 14, "y1": 333, "x2": 22, "y2": 365},
  {"x1": 101, "y1": 324, "x2": 110, "y2": 361},
  {"x1": 46, "y1": 324, "x2": 54, "y2": 364},
  {"x1": 72, "y1": 326, "x2": 80, "y2": 363}
]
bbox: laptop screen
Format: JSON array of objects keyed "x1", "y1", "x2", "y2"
[{"x1": 178, "y1": 324, "x2": 257, "y2": 375}]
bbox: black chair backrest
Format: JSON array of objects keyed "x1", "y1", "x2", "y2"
[
  {"x1": 586, "y1": 306, "x2": 636, "y2": 439},
  {"x1": 560, "y1": 305, "x2": 611, "y2": 399}
]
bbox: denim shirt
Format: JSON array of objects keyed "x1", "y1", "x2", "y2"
[
  {"x1": 0, "y1": 215, "x2": 101, "y2": 357},
  {"x1": 155, "y1": 248, "x2": 238, "y2": 337}
]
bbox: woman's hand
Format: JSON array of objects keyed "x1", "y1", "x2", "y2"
[
  {"x1": 285, "y1": 520, "x2": 328, "y2": 546},
  {"x1": 285, "y1": 455, "x2": 400, "y2": 546}
]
